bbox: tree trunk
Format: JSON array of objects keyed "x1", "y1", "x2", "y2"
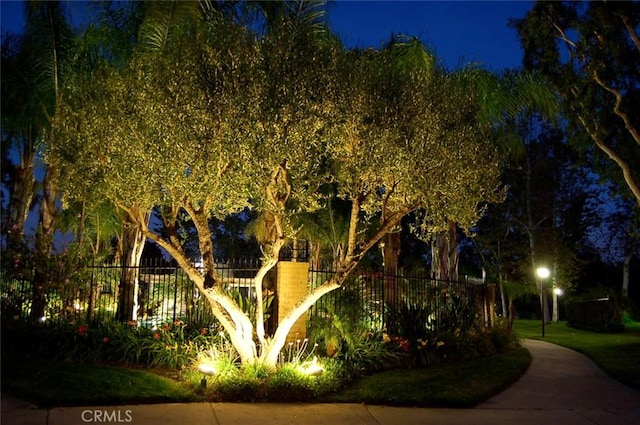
[
  {"x1": 507, "y1": 296, "x2": 515, "y2": 331},
  {"x1": 116, "y1": 217, "x2": 146, "y2": 322},
  {"x1": 497, "y1": 240, "x2": 508, "y2": 320},
  {"x1": 382, "y1": 230, "x2": 401, "y2": 306},
  {"x1": 499, "y1": 279, "x2": 508, "y2": 320},
  {"x1": 381, "y1": 230, "x2": 401, "y2": 333},
  {"x1": 31, "y1": 165, "x2": 57, "y2": 323},
  {"x1": 309, "y1": 240, "x2": 321, "y2": 271},
  {"x1": 622, "y1": 255, "x2": 631, "y2": 297},
  {"x1": 8, "y1": 161, "x2": 35, "y2": 236},
  {"x1": 431, "y1": 220, "x2": 459, "y2": 281}
]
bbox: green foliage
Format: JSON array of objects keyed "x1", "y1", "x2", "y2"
[
  {"x1": 144, "y1": 320, "x2": 195, "y2": 369},
  {"x1": 380, "y1": 295, "x2": 518, "y2": 367},
  {"x1": 337, "y1": 331, "x2": 403, "y2": 375},
  {"x1": 0, "y1": 317, "x2": 222, "y2": 370},
  {"x1": 196, "y1": 356, "x2": 345, "y2": 402},
  {"x1": 385, "y1": 301, "x2": 430, "y2": 342},
  {"x1": 1, "y1": 240, "x2": 96, "y2": 319},
  {"x1": 44, "y1": 1, "x2": 512, "y2": 367},
  {"x1": 414, "y1": 324, "x2": 520, "y2": 367},
  {"x1": 436, "y1": 293, "x2": 477, "y2": 333},
  {"x1": 308, "y1": 303, "x2": 403, "y2": 375},
  {"x1": 225, "y1": 288, "x2": 274, "y2": 325}
]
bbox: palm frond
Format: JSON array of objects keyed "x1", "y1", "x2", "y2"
[
  {"x1": 390, "y1": 35, "x2": 436, "y2": 77},
  {"x1": 138, "y1": 0, "x2": 201, "y2": 52}
]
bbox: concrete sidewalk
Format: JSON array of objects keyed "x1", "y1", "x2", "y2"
[{"x1": 2, "y1": 339, "x2": 639, "y2": 425}]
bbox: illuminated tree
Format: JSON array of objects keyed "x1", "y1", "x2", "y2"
[{"x1": 50, "y1": 12, "x2": 504, "y2": 367}]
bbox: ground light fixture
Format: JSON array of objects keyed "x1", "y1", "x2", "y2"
[
  {"x1": 299, "y1": 356, "x2": 324, "y2": 376},
  {"x1": 536, "y1": 267, "x2": 551, "y2": 337},
  {"x1": 198, "y1": 362, "x2": 217, "y2": 388}
]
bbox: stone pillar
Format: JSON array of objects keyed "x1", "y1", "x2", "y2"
[{"x1": 276, "y1": 261, "x2": 310, "y2": 341}]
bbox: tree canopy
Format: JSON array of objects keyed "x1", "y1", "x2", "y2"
[{"x1": 48, "y1": 4, "x2": 505, "y2": 366}]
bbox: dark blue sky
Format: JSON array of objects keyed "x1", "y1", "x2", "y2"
[
  {"x1": 328, "y1": 1, "x2": 532, "y2": 70},
  {"x1": 1, "y1": 0, "x2": 533, "y2": 70}
]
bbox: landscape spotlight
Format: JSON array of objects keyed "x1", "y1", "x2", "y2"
[
  {"x1": 299, "y1": 356, "x2": 324, "y2": 376},
  {"x1": 198, "y1": 362, "x2": 217, "y2": 388}
]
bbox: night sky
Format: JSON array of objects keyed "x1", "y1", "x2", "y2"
[{"x1": 1, "y1": 0, "x2": 533, "y2": 70}]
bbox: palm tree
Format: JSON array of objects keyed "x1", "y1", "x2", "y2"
[
  {"x1": 0, "y1": 1, "x2": 81, "y2": 322},
  {"x1": 1, "y1": 34, "x2": 38, "y2": 241},
  {"x1": 296, "y1": 197, "x2": 350, "y2": 270}
]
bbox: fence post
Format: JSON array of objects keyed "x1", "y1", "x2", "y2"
[
  {"x1": 86, "y1": 260, "x2": 95, "y2": 323},
  {"x1": 172, "y1": 266, "x2": 179, "y2": 322}
]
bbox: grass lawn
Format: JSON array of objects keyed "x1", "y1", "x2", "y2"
[
  {"x1": 1, "y1": 358, "x2": 197, "y2": 407},
  {"x1": 514, "y1": 319, "x2": 640, "y2": 390},
  {"x1": 323, "y1": 348, "x2": 531, "y2": 408},
  {"x1": 1, "y1": 348, "x2": 531, "y2": 408}
]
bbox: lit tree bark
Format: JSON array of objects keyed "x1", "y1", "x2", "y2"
[
  {"x1": 431, "y1": 220, "x2": 459, "y2": 282},
  {"x1": 115, "y1": 213, "x2": 147, "y2": 322}
]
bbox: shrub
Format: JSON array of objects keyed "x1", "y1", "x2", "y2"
[
  {"x1": 414, "y1": 323, "x2": 520, "y2": 367},
  {"x1": 338, "y1": 330, "x2": 404, "y2": 375},
  {"x1": 385, "y1": 301, "x2": 430, "y2": 343},
  {"x1": 436, "y1": 293, "x2": 477, "y2": 333}
]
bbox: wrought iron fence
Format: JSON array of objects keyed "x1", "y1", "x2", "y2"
[
  {"x1": 1, "y1": 259, "x2": 481, "y2": 332},
  {"x1": 0, "y1": 259, "x2": 261, "y2": 328},
  {"x1": 307, "y1": 265, "x2": 475, "y2": 332}
]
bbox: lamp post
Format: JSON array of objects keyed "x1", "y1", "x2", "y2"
[
  {"x1": 552, "y1": 287, "x2": 563, "y2": 323},
  {"x1": 536, "y1": 267, "x2": 550, "y2": 337}
]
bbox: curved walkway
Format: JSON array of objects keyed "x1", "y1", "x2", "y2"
[{"x1": 2, "y1": 339, "x2": 639, "y2": 425}]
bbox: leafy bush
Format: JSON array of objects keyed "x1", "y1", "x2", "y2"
[
  {"x1": 413, "y1": 323, "x2": 520, "y2": 367},
  {"x1": 490, "y1": 320, "x2": 521, "y2": 352},
  {"x1": 435, "y1": 293, "x2": 477, "y2": 333},
  {"x1": 385, "y1": 301, "x2": 430, "y2": 342},
  {"x1": 338, "y1": 330, "x2": 404, "y2": 374},
  {"x1": 191, "y1": 355, "x2": 345, "y2": 402},
  {"x1": 309, "y1": 304, "x2": 402, "y2": 376}
]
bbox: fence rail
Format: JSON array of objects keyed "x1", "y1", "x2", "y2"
[{"x1": 1, "y1": 259, "x2": 482, "y2": 332}]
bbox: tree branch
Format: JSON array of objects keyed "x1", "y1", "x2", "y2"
[
  {"x1": 622, "y1": 15, "x2": 640, "y2": 54},
  {"x1": 591, "y1": 70, "x2": 640, "y2": 146},
  {"x1": 576, "y1": 113, "x2": 640, "y2": 206}
]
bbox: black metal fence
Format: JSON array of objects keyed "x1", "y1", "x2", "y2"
[
  {"x1": 1, "y1": 259, "x2": 480, "y2": 332},
  {"x1": 0, "y1": 259, "x2": 261, "y2": 328},
  {"x1": 308, "y1": 266, "x2": 475, "y2": 332}
]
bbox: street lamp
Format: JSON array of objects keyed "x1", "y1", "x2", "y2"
[
  {"x1": 552, "y1": 287, "x2": 564, "y2": 323},
  {"x1": 536, "y1": 267, "x2": 550, "y2": 337},
  {"x1": 536, "y1": 266, "x2": 550, "y2": 279}
]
